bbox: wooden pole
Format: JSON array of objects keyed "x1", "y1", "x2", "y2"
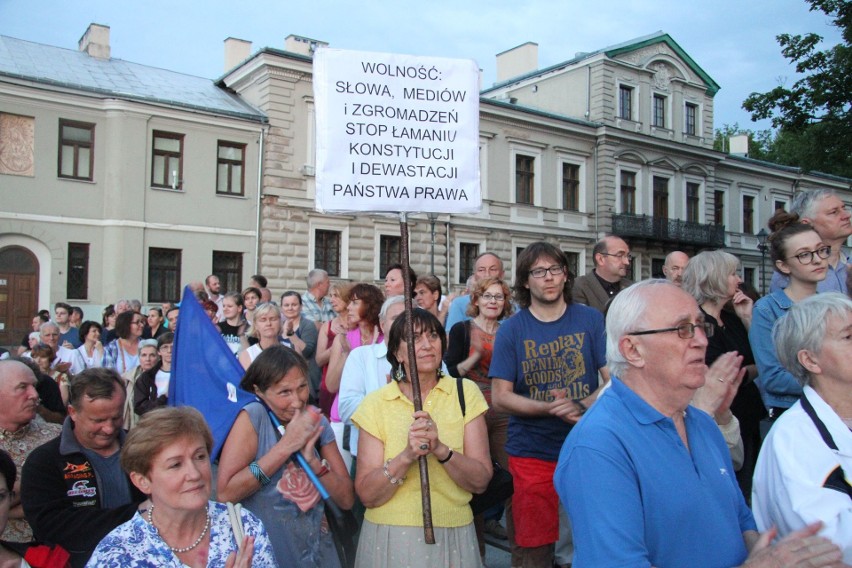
[{"x1": 399, "y1": 212, "x2": 435, "y2": 544}]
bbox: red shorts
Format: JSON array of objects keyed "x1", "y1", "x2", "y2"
[{"x1": 508, "y1": 455, "x2": 559, "y2": 547}]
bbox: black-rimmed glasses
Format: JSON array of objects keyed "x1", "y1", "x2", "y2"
[
  {"x1": 627, "y1": 321, "x2": 714, "y2": 339},
  {"x1": 529, "y1": 265, "x2": 567, "y2": 278},
  {"x1": 785, "y1": 246, "x2": 831, "y2": 265}
]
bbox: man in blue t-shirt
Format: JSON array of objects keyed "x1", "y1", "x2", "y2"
[
  {"x1": 554, "y1": 279, "x2": 842, "y2": 568},
  {"x1": 491, "y1": 241, "x2": 608, "y2": 568}
]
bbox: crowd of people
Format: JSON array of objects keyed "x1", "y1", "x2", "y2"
[{"x1": 0, "y1": 187, "x2": 850, "y2": 568}]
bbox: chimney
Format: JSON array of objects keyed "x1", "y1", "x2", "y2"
[
  {"x1": 224, "y1": 37, "x2": 252, "y2": 71},
  {"x1": 729, "y1": 134, "x2": 750, "y2": 157},
  {"x1": 496, "y1": 42, "x2": 538, "y2": 83},
  {"x1": 78, "y1": 23, "x2": 110, "y2": 59},
  {"x1": 284, "y1": 35, "x2": 328, "y2": 58}
]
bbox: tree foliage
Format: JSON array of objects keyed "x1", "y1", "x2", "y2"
[
  {"x1": 712, "y1": 124, "x2": 775, "y2": 161},
  {"x1": 742, "y1": 0, "x2": 852, "y2": 177}
]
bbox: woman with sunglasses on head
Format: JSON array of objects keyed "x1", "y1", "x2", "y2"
[{"x1": 750, "y1": 211, "x2": 829, "y2": 422}]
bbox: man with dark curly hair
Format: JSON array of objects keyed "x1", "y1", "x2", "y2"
[{"x1": 490, "y1": 241, "x2": 609, "y2": 568}]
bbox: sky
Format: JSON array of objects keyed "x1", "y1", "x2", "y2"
[{"x1": 0, "y1": 0, "x2": 843, "y2": 132}]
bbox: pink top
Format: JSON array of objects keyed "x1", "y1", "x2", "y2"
[{"x1": 330, "y1": 327, "x2": 383, "y2": 422}]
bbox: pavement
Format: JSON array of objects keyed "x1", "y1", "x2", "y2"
[{"x1": 484, "y1": 532, "x2": 512, "y2": 568}]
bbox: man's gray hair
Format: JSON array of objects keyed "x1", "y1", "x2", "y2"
[
  {"x1": 682, "y1": 251, "x2": 740, "y2": 306},
  {"x1": 605, "y1": 279, "x2": 671, "y2": 377},
  {"x1": 790, "y1": 189, "x2": 835, "y2": 220},
  {"x1": 39, "y1": 321, "x2": 59, "y2": 334},
  {"x1": 129, "y1": 299, "x2": 142, "y2": 312},
  {"x1": 380, "y1": 295, "x2": 405, "y2": 321},
  {"x1": 306, "y1": 269, "x2": 329, "y2": 289},
  {"x1": 773, "y1": 293, "x2": 852, "y2": 387}
]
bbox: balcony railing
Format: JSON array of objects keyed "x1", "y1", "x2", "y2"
[{"x1": 612, "y1": 214, "x2": 725, "y2": 248}]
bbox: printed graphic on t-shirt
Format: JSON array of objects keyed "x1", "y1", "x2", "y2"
[{"x1": 521, "y1": 332, "x2": 590, "y2": 401}]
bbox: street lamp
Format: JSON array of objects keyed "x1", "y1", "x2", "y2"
[{"x1": 756, "y1": 228, "x2": 769, "y2": 296}]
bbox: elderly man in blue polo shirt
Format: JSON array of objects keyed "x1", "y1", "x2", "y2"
[{"x1": 555, "y1": 279, "x2": 843, "y2": 568}]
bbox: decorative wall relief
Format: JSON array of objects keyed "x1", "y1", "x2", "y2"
[{"x1": 0, "y1": 113, "x2": 35, "y2": 177}]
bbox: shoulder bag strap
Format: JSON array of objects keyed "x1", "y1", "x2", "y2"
[{"x1": 800, "y1": 392, "x2": 852, "y2": 498}]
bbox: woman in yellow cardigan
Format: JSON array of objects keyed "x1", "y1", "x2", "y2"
[{"x1": 352, "y1": 309, "x2": 492, "y2": 567}]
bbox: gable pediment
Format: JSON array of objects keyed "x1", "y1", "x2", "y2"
[
  {"x1": 648, "y1": 157, "x2": 680, "y2": 171},
  {"x1": 606, "y1": 34, "x2": 719, "y2": 95}
]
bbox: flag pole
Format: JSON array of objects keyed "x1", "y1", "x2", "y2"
[{"x1": 399, "y1": 211, "x2": 435, "y2": 544}]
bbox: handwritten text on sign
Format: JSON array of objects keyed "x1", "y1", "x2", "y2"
[{"x1": 314, "y1": 49, "x2": 481, "y2": 214}]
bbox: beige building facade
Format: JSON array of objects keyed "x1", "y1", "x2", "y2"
[
  {"x1": 221, "y1": 32, "x2": 850, "y2": 296},
  {"x1": 0, "y1": 25, "x2": 265, "y2": 346},
  {"x1": 1, "y1": 27, "x2": 849, "y2": 347}
]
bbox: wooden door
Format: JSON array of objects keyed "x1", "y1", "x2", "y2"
[{"x1": 0, "y1": 246, "x2": 39, "y2": 347}]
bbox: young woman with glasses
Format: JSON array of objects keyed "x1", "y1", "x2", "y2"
[
  {"x1": 102, "y1": 311, "x2": 146, "y2": 374},
  {"x1": 749, "y1": 211, "x2": 829, "y2": 421},
  {"x1": 444, "y1": 277, "x2": 514, "y2": 562}
]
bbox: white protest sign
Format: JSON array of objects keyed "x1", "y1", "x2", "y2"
[{"x1": 314, "y1": 48, "x2": 481, "y2": 214}]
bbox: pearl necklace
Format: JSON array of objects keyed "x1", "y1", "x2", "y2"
[{"x1": 147, "y1": 503, "x2": 210, "y2": 554}]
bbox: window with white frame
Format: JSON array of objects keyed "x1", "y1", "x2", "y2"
[
  {"x1": 515, "y1": 154, "x2": 535, "y2": 205},
  {"x1": 311, "y1": 221, "x2": 350, "y2": 278},
  {"x1": 561, "y1": 162, "x2": 581, "y2": 211},
  {"x1": 741, "y1": 192, "x2": 757, "y2": 234},
  {"x1": 685, "y1": 103, "x2": 698, "y2": 136},
  {"x1": 378, "y1": 234, "x2": 401, "y2": 279},
  {"x1": 458, "y1": 242, "x2": 479, "y2": 284},
  {"x1": 619, "y1": 85, "x2": 634, "y2": 120},
  {"x1": 216, "y1": 141, "x2": 246, "y2": 196},
  {"x1": 685, "y1": 181, "x2": 701, "y2": 223},
  {"x1": 510, "y1": 143, "x2": 543, "y2": 207},
  {"x1": 652, "y1": 94, "x2": 667, "y2": 128},
  {"x1": 620, "y1": 170, "x2": 637, "y2": 214},
  {"x1": 653, "y1": 176, "x2": 669, "y2": 219},
  {"x1": 58, "y1": 119, "x2": 94, "y2": 181},
  {"x1": 151, "y1": 131, "x2": 184, "y2": 189},
  {"x1": 714, "y1": 189, "x2": 726, "y2": 226}
]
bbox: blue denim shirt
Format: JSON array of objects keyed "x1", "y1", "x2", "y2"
[{"x1": 749, "y1": 290, "x2": 802, "y2": 409}]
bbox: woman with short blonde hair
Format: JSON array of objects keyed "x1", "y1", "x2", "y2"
[{"x1": 88, "y1": 407, "x2": 276, "y2": 567}]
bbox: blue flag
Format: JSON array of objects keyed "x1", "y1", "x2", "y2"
[{"x1": 170, "y1": 285, "x2": 254, "y2": 460}]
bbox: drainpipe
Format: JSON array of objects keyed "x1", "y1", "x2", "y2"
[
  {"x1": 254, "y1": 126, "x2": 267, "y2": 273},
  {"x1": 445, "y1": 219, "x2": 451, "y2": 293},
  {"x1": 593, "y1": 139, "x2": 601, "y2": 236}
]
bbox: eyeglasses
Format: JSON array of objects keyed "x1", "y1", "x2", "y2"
[
  {"x1": 785, "y1": 246, "x2": 831, "y2": 265},
  {"x1": 529, "y1": 265, "x2": 567, "y2": 278},
  {"x1": 628, "y1": 321, "x2": 714, "y2": 339},
  {"x1": 481, "y1": 293, "x2": 505, "y2": 302},
  {"x1": 600, "y1": 252, "x2": 634, "y2": 262},
  {"x1": 132, "y1": 320, "x2": 146, "y2": 326}
]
